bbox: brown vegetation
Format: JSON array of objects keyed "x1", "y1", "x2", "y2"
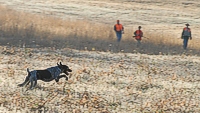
[{"x1": 0, "y1": 5, "x2": 199, "y2": 55}]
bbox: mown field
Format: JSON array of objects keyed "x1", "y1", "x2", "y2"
[
  {"x1": 0, "y1": 46, "x2": 200, "y2": 113},
  {"x1": 0, "y1": 0, "x2": 200, "y2": 113}
]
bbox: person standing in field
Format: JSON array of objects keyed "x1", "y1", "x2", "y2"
[
  {"x1": 133, "y1": 26, "x2": 143, "y2": 47},
  {"x1": 114, "y1": 20, "x2": 124, "y2": 42},
  {"x1": 181, "y1": 23, "x2": 192, "y2": 49}
]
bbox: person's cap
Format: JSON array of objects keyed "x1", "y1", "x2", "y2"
[
  {"x1": 185, "y1": 23, "x2": 190, "y2": 26},
  {"x1": 138, "y1": 26, "x2": 142, "y2": 28}
]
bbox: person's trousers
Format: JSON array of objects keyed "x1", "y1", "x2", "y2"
[
  {"x1": 116, "y1": 32, "x2": 122, "y2": 42},
  {"x1": 136, "y1": 40, "x2": 141, "y2": 47},
  {"x1": 183, "y1": 36, "x2": 189, "y2": 49}
]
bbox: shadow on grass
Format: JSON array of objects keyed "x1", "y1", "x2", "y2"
[{"x1": 0, "y1": 30, "x2": 199, "y2": 56}]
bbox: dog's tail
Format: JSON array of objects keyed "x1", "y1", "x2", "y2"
[
  {"x1": 27, "y1": 68, "x2": 30, "y2": 72},
  {"x1": 27, "y1": 68, "x2": 31, "y2": 75}
]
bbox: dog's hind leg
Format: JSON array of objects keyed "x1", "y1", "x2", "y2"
[
  {"x1": 18, "y1": 68, "x2": 32, "y2": 87},
  {"x1": 25, "y1": 81, "x2": 30, "y2": 87},
  {"x1": 33, "y1": 80, "x2": 37, "y2": 88},
  {"x1": 18, "y1": 76, "x2": 29, "y2": 87},
  {"x1": 29, "y1": 79, "x2": 34, "y2": 90}
]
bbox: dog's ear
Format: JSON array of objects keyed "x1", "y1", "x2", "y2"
[
  {"x1": 60, "y1": 62, "x2": 62, "y2": 66},
  {"x1": 57, "y1": 62, "x2": 60, "y2": 66}
]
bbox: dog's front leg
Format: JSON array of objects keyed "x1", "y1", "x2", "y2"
[
  {"x1": 18, "y1": 76, "x2": 29, "y2": 87},
  {"x1": 64, "y1": 72, "x2": 70, "y2": 80},
  {"x1": 58, "y1": 75, "x2": 68, "y2": 81}
]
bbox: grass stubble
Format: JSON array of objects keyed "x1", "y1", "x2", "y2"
[{"x1": 0, "y1": 4, "x2": 200, "y2": 113}]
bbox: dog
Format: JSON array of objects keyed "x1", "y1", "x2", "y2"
[{"x1": 18, "y1": 62, "x2": 72, "y2": 90}]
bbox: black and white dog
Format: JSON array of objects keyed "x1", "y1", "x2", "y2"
[{"x1": 18, "y1": 62, "x2": 72, "y2": 90}]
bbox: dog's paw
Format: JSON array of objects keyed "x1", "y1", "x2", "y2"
[{"x1": 30, "y1": 87, "x2": 34, "y2": 90}]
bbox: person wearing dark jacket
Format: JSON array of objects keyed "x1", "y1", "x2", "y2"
[
  {"x1": 114, "y1": 20, "x2": 124, "y2": 42},
  {"x1": 181, "y1": 23, "x2": 192, "y2": 49}
]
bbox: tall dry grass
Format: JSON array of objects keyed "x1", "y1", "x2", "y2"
[{"x1": 0, "y1": 5, "x2": 199, "y2": 55}]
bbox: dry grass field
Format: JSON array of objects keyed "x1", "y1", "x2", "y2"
[
  {"x1": 0, "y1": 0, "x2": 200, "y2": 112},
  {"x1": 0, "y1": 46, "x2": 200, "y2": 113},
  {"x1": 0, "y1": 0, "x2": 200, "y2": 54}
]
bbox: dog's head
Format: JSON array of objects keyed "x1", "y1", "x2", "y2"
[{"x1": 57, "y1": 62, "x2": 72, "y2": 75}]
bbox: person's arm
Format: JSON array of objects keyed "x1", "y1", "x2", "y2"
[
  {"x1": 114, "y1": 25, "x2": 116, "y2": 32},
  {"x1": 141, "y1": 31, "x2": 143, "y2": 37},
  {"x1": 181, "y1": 28, "x2": 184, "y2": 38},
  {"x1": 190, "y1": 29, "x2": 192, "y2": 40},
  {"x1": 122, "y1": 26, "x2": 124, "y2": 33},
  {"x1": 134, "y1": 31, "x2": 136, "y2": 36}
]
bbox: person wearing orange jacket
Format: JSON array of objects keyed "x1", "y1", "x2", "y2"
[
  {"x1": 133, "y1": 26, "x2": 143, "y2": 47},
  {"x1": 181, "y1": 23, "x2": 192, "y2": 49},
  {"x1": 114, "y1": 20, "x2": 124, "y2": 42}
]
